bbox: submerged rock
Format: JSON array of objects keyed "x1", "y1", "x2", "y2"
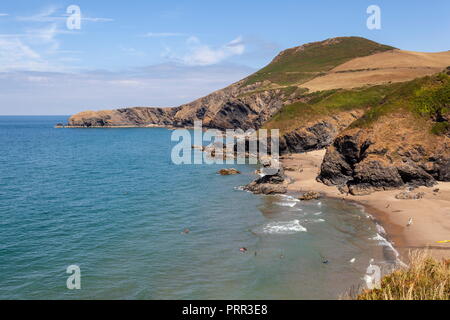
[
  {"x1": 218, "y1": 168, "x2": 241, "y2": 175},
  {"x1": 299, "y1": 191, "x2": 321, "y2": 200}
]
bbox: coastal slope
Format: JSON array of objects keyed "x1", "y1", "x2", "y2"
[
  {"x1": 68, "y1": 37, "x2": 398, "y2": 129},
  {"x1": 318, "y1": 72, "x2": 450, "y2": 194},
  {"x1": 67, "y1": 38, "x2": 450, "y2": 170}
]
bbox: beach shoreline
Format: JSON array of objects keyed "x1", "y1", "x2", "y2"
[{"x1": 281, "y1": 149, "x2": 450, "y2": 261}]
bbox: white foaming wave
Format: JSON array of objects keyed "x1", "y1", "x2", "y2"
[
  {"x1": 313, "y1": 211, "x2": 322, "y2": 216},
  {"x1": 376, "y1": 224, "x2": 387, "y2": 236},
  {"x1": 262, "y1": 219, "x2": 307, "y2": 234},
  {"x1": 234, "y1": 186, "x2": 253, "y2": 193},
  {"x1": 274, "y1": 202, "x2": 297, "y2": 207},
  {"x1": 369, "y1": 233, "x2": 400, "y2": 258},
  {"x1": 279, "y1": 195, "x2": 300, "y2": 202},
  {"x1": 304, "y1": 218, "x2": 325, "y2": 223}
]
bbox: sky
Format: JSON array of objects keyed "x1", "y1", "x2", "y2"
[{"x1": 0, "y1": 0, "x2": 449, "y2": 115}]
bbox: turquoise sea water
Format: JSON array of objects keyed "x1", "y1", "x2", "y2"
[{"x1": 0, "y1": 116, "x2": 396, "y2": 299}]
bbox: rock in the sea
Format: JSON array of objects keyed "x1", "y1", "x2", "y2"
[
  {"x1": 299, "y1": 191, "x2": 321, "y2": 200},
  {"x1": 278, "y1": 111, "x2": 365, "y2": 154},
  {"x1": 218, "y1": 168, "x2": 241, "y2": 175},
  {"x1": 244, "y1": 182, "x2": 287, "y2": 195},
  {"x1": 243, "y1": 166, "x2": 286, "y2": 194}
]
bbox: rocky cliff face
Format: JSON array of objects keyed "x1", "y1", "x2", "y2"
[
  {"x1": 68, "y1": 107, "x2": 180, "y2": 127},
  {"x1": 68, "y1": 80, "x2": 288, "y2": 130},
  {"x1": 170, "y1": 81, "x2": 286, "y2": 130},
  {"x1": 279, "y1": 110, "x2": 364, "y2": 154},
  {"x1": 318, "y1": 114, "x2": 450, "y2": 195}
]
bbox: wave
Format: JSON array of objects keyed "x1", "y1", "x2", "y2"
[
  {"x1": 304, "y1": 218, "x2": 325, "y2": 223},
  {"x1": 279, "y1": 195, "x2": 300, "y2": 202},
  {"x1": 274, "y1": 202, "x2": 297, "y2": 207},
  {"x1": 369, "y1": 233, "x2": 399, "y2": 259},
  {"x1": 262, "y1": 219, "x2": 307, "y2": 234}
]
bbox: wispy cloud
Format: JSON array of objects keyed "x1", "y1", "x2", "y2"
[
  {"x1": 0, "y1": 8, "x2": 79, "y2": 72},
  {"x1": 17, "y1": 6, "x2": 113, "y2": 23},
  {"x1": 0, "y1": 13, "x2": 9, "y2": 17},
  {"x1": 17, "y1": 6, "x2": 61, "y2": 22},
  {"x1": 143, "y1": 32, "x2": 186, "y2": 38},
  {"x1": 179, "y1": 36, "x2": 245, "y2": 66}
]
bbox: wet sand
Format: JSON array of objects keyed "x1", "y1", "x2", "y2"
[{"x1": 281, "y1": 150, "x2": 450, "y2": 260}]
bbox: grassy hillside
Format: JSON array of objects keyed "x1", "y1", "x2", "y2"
[
  {"x1": 350, "y1": 72, "x2": 450, "y2": 135},
  {"x1": 263, "y1": 84, "x2": 399, "y2": 133},
  {"x1": 243, "y1": 37, "x2": 394, "y2": 86},
  {"x1": 263, "y1": 71, "x2": 450, "y2": 135},
  {"x1": 356, "y1": 251, "x2": 449, "y2": 300}
]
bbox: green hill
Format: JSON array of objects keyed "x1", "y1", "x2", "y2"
[{"x1": 243, "y1": 36, "x2": 395, "y2": 86}]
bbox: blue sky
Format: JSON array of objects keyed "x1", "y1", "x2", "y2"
[{"x1": 1, "y1": 0, "x2": 449, "y2": 115}]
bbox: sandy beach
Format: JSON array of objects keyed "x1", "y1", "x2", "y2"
[{"x1": 281, "y1": 150, "x2": 450, "y2": 260}]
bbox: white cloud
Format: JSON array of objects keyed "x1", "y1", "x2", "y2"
[
  {"x1": 181, "y1": 36, "x2": 245, "y2": 66},
  {"x1": 17, "y1": 6, "x2": 60, "y2": 22},
  {"x1": 0, "y1": 38, "x2": 46, "y2": 72},
  {"x1": 0, "y1": 13, "x2": 9, "y2": 17},
  {"x1": 0, "y1": 23, "x2": 76, "y2": 72},
  {"x1": 0, "y1": 7, "x2": 88, "y2": 73}
]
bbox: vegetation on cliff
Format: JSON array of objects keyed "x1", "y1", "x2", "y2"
[
  {"x1": 263, "y1": 84, "x2": 398, "y2": 134},
  {"x1": 356, "y1": 251, "x2": 449, "y2": 300},
  {"x1": 350, "y1": 72, "x2": 450, "y2": 136},
  {"x1": 318, "y1": 71, "x2": 450, "y2": 194}
]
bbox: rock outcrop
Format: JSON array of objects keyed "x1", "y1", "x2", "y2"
[
  {"x1": 244, "y1": 159, "x2": 287, "y2": 194},
  {"x1": 244, "y1": 170, "x2": 287, "y2": 195},
  {"x1": 299, "y1": 191, "x2": 321, "y2": 200},
  {"x1": 68, "y1": 107, "x2": 179, "y2": 127},
  {"x1": 278, "y1": 111, "x2": 365, "y2": 154},
  {"x1": 318, "y1": 120, "x2": 450, "y2": 195}
]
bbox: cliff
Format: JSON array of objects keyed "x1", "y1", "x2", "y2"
[
  {"x1": 67, "y1": 37, "x2": 401, "y2": 129},
  {"x1": 318, "y1": 72, "x2": 450, "y2": 194}
]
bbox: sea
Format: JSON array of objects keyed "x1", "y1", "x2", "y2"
[{"x1": 0, "y1": 116, "x2": 398, "y2": 299}]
